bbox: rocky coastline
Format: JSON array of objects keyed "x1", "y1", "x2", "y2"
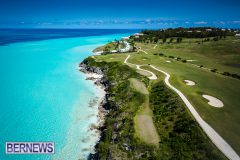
[{"x1": 79, "y1": 61, "x2": 111, "y2": 160}]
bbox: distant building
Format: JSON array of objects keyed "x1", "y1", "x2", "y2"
[
  {"x1": 111, "y1": 50, "x2": 118, "y2": 53},
  {"x1": 235, "y1": 34, "x2": 240, "y2": 38},
  {"x1": 119, "y1": 41, "x2": 131, "y2": 53},
  {"x1": 187, "y1": 31, "x2": 193, "y2": 33},
  {"x1": 121, "y1": 36, "x2": 130, "y2": 41},
  {"x1": 196, "y1": 30, "x2": 201, "y2": 33},
  {"x1": 133, "y1": 33, "x2": 144, "y2": 36},
  {"x1": 206, "y1": 29, "x2": 212, "y2": 31}
]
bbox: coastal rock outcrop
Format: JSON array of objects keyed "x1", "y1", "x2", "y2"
[{"x1": 79, "y1": 60, "x2": 111, "y2": 160}]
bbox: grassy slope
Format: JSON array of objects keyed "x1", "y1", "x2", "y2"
[
  {"x1": 150, "y1": 81, "x2": 225, "y2": 159},
  {"x1": 127, "y1": 38, "x2": 240, "y2": 154},
  {"x1": 147, "y1": 37, "x2": 240, "y2": 74},
  {"x1": 85, "y1": 56, "x2": 226, "y2": 159},
  {"x1": 93, "y1": 37, "x2": 240, "y2": 154},
  {"x1": 130, "y1": 78, "x2": 160, "y2": 146},
  {"x1": 93, "y1": 42, "x2": 117, "y2": 52}
]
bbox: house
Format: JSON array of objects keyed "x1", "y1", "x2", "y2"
[
  {"x1": 235, "y1": 34, "x2": 240, "y2": 38},
  {"x1": 121, "y1": 36, "x2": 130, "y2": 41},
  {"x1": 111, "y1": 50, "x2": 118, "y2": 53},
  {"x1": 119, "y1": 41, "x2": 131, "y2": 53},
  {"x1": 206, "y1": 29, "x2": 212, "y2": 32},
  {"x1": 133, "y1": 33, "x2": 144, "y2": 37}
]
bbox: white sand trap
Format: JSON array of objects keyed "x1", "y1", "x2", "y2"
[
  {"x1": 166, "y1": 60, "x2": 171, "y2": 63},
  {"x1": 110, "y1": 58, "x2": 114, "y2": 59},
  {"x1": 142, "y1": 59, "x2": 147, "y2": 60},
  {"x1": 202, "y1": 95, "x2": 224, "y2": 108},
  {"x1": 184, "y1": 80, "x2": 196, "y2": 86},
  {"x1": 187, "y1": 60, "x2": 197, "y2": 62}
]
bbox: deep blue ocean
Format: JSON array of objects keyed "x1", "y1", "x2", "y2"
[{"x1": 0, "y1": 29, "x2": 137, "y2": 160}]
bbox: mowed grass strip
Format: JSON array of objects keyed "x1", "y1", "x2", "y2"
[
  {"x1": 130, "y1": 78, "x2": 160, "y2": 146},
  {"x1": 130, "y1": 78, "x2": 149, "y2": 95}
]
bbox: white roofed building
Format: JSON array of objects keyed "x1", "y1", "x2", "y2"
[
  {"x1": 235, "y1": 34, "x2": 240, "y2": 38},
  {"x1": 121, "y1": 36, "x2": 130, "y2": 41},
  {"x1": 206, "y1": 29, "x2": 212, "y2": 31}
]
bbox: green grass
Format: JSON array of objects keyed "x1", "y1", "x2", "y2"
[
  {"x1": 84, "y1": 56, "x2": 226, "y2": 159},
  {"x1": 130, "y1": 78, "x2": 160, "y2": 146},
  {"x1": 93, "y1": 37, "x2": 240, "y2": 155},
  {"x1": 129, "y1": 78, "x2": 149, "y2": 95},
  {"x1": 150, "y1": 81, "x2": 226, "y2": 159},
  {"x1": 93, "y1": 41, "x2": 118, "y2": 52},
  {"x1": 145, "y1": 37, "x2": 240, "y2": 74}
]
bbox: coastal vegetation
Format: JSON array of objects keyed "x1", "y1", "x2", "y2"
[
  {"x1": 93, "y1": 41, "x2": 118, "y2": 54},
  {"x1": 132, "y1": 27, "x2": 235, "y2": 44},
  {"x1": 150, "y1": 81, "x2": 225, "y2": 159},
  {"x1": 82, "y1": 56, "x2": 226, "y2": 159}
]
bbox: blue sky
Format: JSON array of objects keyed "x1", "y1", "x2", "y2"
[{"x1": 0, "y1": 0, "x2": 240, "y2": 28}]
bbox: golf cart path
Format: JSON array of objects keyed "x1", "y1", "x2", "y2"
[
  {"x1": 124, "y1": 54, "x2": 240, "y2": 160},
  {"x1": 124, "y1": 55, "x2": 157, "y2": 79}
]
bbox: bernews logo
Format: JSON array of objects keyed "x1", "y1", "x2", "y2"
[{"x1": 6, "y1": 142, "x2": 54, "y2": 154}]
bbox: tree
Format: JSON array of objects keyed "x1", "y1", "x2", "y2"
[
  {"x1": 153, "y1": 37, "x2": 159, "y2": 43},
  {"x1": 177, "y1": 37, "x2": 181, "y2": 43},
  {"x1": 162, "y1": 37, "x2": 167, "y2": 43}
]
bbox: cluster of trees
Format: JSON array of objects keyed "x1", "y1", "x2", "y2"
[
  {"x1": 153, "y1": 52, "x2": 240, "y2": 80},
  {"x1": 131, "y1": 27, "x2": 235, "y2": 44},
  {"x1": 222, "y1": 71, "x2": 240, "y2": 80},
  {"x1": 153, "y1": 53, "x2": 188, "y2": 63},
  {"x1": 149, "y1": 82, "x2": 226, "y2": 159},
  {"x1": 142, "y1": 27, "x2": 234, "y2": 38}
]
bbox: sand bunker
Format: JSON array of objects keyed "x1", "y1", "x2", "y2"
[
  {"x1": 184, "y1": 80, "x2": 196, "y2": 86},
  {"x1": 202, "y1": 95, "x2": 224, "y2": 108},
  {"x1": 187, "y1": 60, "x2": 197, "y2": 62},
  {"x1": 166, "y1": 60, "x2": 171, "y2": 63}
]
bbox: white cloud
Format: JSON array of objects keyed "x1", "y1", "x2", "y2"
[
  {"x1": 194, "y1": 21, "x2": 208, "y2": 24},
  {"x1": 145, "y1": 19, "x2": 152, "y2": 23}
]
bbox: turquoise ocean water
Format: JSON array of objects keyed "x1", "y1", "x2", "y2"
[{"x1": 0, "y1": 33, "x2": 131, "y2": 160}]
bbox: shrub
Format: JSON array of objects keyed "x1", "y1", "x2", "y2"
[
  {"x1": 159, "y1": 53, "x2": 164, "y2": 56},
  {"x1": 213, "y1": 37, "x2": 219, "y2": 41},
  {"x1": 211, "y1": 69, "x2": 217, "y2": 72},
  {"x1": 177, "y1": 57, "x2": 181, "y2": 61},
  {"x1": 231, "y1": 74, "x2": 240, "y2": 79},
  {"x1": 222, "y1": 72, "x2": 230, "y2": 76}
]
